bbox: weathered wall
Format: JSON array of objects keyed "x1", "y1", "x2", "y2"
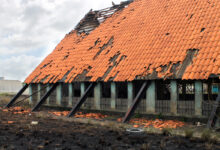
[
  {"x1": 30, "y1": 80, "x2": 217, "y2": 118},
  {"x1": 0, "y1": 80, "x2": 29, "y2": 95}
]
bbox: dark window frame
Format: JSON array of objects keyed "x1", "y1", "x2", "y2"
[
  {"x1": 62, "y1": 83, "x2": 69, "y2": 97},
  {"x1": 156, "y1": 80, "x2": 170, "y2": 100},
  {"x1": 116, "y1": 82, "x2": 128, "y2": 99},
  {"x1": 178, "y1": 81, "x2": 195, "y2": 101},
  {"x1": 101, "y1": 82, "x2": 111, "y2": 98},
  {"x1": 73, "y1": 82, "x2": 81, "y2": 97}
]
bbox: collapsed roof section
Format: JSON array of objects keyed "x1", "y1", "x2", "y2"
[
  {"x1": 25, "y1": 0, "x2": 220, "y2": 84},
  {"x1": 75, "y1": 0, "x2": 133, "y2": 35}
]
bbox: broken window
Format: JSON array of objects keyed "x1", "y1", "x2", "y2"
[
  {"x1": 178, "y1": 81, "x2": 195, "y2": 101},
  {"x1": 62, "y1": 83, "x2": 69, "y2": 97},
  {"x1": 85, "y1": 82, "x2": 94, "y2": 97},
  {"x1": 116, "y1": 82, "x2": 128, "y2": 99},
  {"x1": 73, "y1": 83, "x2": 81, "y2": 97},
  {"x1": 203, "y1": 82, "x2": 219, "y2": 101},
  {"x1": 101, "y1": 82, "x2": 111, "y2": 98},
  {"x1": 156, "y1": 80, "x2": 170, "y2": 100}
]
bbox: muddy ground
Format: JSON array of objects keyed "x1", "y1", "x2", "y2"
[{"x1": 0, "y1": 97, "x2": 220, "y2": 150}]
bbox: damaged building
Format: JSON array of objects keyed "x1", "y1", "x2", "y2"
[{"x1": 7, "y1": 0, "x2": 220, "y2": 125}]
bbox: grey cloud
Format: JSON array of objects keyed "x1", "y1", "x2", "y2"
[
  {"x1": 0, "y1": 0, "x2": 122, "y2": 81},
  {"x1": 0, "y1": 55, "x2": 42, "y2": 81}
]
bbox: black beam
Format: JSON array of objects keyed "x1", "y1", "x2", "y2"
[
  {"x1": 68, "y1": 82, "x2": 97, "y2": 117},
  {"x1": 5, "y1": 84, "x2": 29, "y2": 108},
  {"x1": 207, "y1": 87, "x2": 220, "y2": 128},
  {"x1": 122, "y1": 81, "x2": 150, "y2": 123},
  {"x1": 32, "y1": 83, "x2": 58, "y2": 112}
]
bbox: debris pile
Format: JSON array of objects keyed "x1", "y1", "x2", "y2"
[
  {"x1": 127, "y1": 118, "x2": 185, "y2": 129},
  {"x1": 0, "y1": 107, "x2": 185, "y2": 129},
  {"x1": 49, "y1": 111, "x2": 108, "y2": 120},
  {"x1": 49, "y1": 111, "x2": 185, "y2": 129},
  {"x1": 75, "y1": 112, "x2": 108, "y2": 120},
  {"x1": 0, "y1": 106, "x2": 31, "y2": 115},
  {"x1": 49, "y1": 111, "x2": 69, "y2": 116}
]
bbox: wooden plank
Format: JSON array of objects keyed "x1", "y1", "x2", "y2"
[
  {"x1": 5, "y1": 84, "x2": 29, "y2": 108},
  {"x1": 32, "y1": 83, "x2": 58, "y2": 112},
  {"x1": 122, "y1": 81, "x2": 149, "y2": 123},
  {"x1": 68, "y1": 82, "x2": 96, "y2": 117},
  {"x1": 207, "y1": 88, "x2": 220, "y2": 128}
]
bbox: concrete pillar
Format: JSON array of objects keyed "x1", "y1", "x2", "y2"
[
  {"x1": 111, "y1": 82, "x2": 116, "y2": 109},
  {"x1": 68, "y1": 83, "x2": 73, "y2": 106},
  {"x1": 37, "y1": 84, "x2": 41, "y2": 102},
  {"x1": 81, "y1": 83, "x2": 85, "y2": 107},
  {"x1": 56, "y1": 83, "x2": 62, "y2": 105},
  {"x1": 46, "y1": 84, "x2": 50, "y2": 105},
  {"x1": 128, "y1": 82, "x2": 134, "y2": 108},
  {"x1": 81, "y1": 82, "x2": 85, "y2": 96},
  {"x1": 170, "y1": 80, "x2": 178, "y2": 115},
  {"x1": 146, "y1": 81, "x2": 156, "y2": 114},
  {"x1": 195, "y1": 81, "x2": 202, "y2": 116},
  {"x1": 29, "y1": 84, "x2": 33, "y2": 105},
  {"x1": 94, "y1": 83, "x2": 101, "y2": 110}
]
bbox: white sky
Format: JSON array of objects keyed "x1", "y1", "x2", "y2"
[{"x1": 0, "y1": 0, "x2": 122, "y2": 81}]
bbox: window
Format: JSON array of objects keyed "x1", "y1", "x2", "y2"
[
  {"x1": 116, "y1": 82, "x2": 128, "y2": 99},
  {"x1": 85, "y1": 82, "x2": 94, "y2": 97},
  {"x1": 73, "y1": 83, "x2": 81, "y2": 97},
  {"x1": 203, "y1": 82, "x2": 218, "y2": 101},
  {"x1": 212, "y1": 84, "x2": 219, "y2": 94},
  {"x1": 62, "y1": 83, "x2": 69, "y2": 97},
  {"x1": 102, "y1": 82, "x2": 111, "y2": 98},
  {"x1": 133, "y1": 81, "x2": 146, "y2": 99},
  {"x1": 156, "y1": 80, "x2": 170, "y2": 100},
  {"x1": 178, "y1": 81, "x2": 195, "y2": 101}
]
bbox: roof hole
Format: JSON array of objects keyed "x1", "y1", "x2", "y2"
[
  {"x1": 188, "y1": 14, "x2": 194, "y2": 20},
  {"x1": 63, "y1": 55, "x2": 69, "y2": 60},
  {"x1": 200, "y1": 28, "x2": 205, "y2": 32},
  {"x1": 165, "y1": 33, "x2": 170, "y2": 36},
  {"x1": 57, "y1": 47, "x2": 63, "y2": 51},
  {"x1": 213, "y1": 59, "x2": 216, "y2": 62},
  {"x1": 95, "y1": 38, "x2": 101, "y2": 46}
]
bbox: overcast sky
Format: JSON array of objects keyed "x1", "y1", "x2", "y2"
[{"x1": 0, "y1": 0, "x2": 122, "y2": 81}]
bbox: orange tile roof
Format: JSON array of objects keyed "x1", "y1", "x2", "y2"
[{"x1": 25, "y1": 0, "x2": 220, "y2": 84}]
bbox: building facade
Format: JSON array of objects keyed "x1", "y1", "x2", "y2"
[{"x1": 24, "y1": 0, "x2": 220, "y2": 119}]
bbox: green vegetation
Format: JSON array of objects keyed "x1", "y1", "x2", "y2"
[
  {"x1": 0, "y1": 93, "x2": 12, "y2": 97},
  {"x1": 201, "y1": 129, "x2": 212, "y2": 142},
  {"x1": 184, "y1": 129, "x2": 194, "y2": 139},
  {"x1": 155, "y1": 113, "x2": 164, "y2": 119},
  {"x1": 134, "y1": 113, "x2": 142, "y2": 118},
  {"x1": 162, "y1": 128, "x2": 172, "y2": 136}
]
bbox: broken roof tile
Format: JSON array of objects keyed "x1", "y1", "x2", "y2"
[{"x1": 25, "y1": 0, "x2": 220, "y2": 84}]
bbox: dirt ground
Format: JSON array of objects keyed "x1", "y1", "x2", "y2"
[{"x1": 0, "y1": 96, "x2": 220, "y2": 150}]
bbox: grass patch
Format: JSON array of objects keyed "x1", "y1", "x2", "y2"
[
  {"x1": 0, "y1": 94, "x2": 31, "y2": 108},
  {"x1": 134, "y1": 113, "x2": 142, "y2": 118},
  {"x1": 205, "y1": 142, "x2": 213, "y2": 150},
  {"x1": 155, "y1": 113, "x2": 164, "y2": 119},
  {"x1": 141, "y1": 142, "x2": 151, "y2": 150},
  {"x1": 162, "y1": 128, "x2": 172, "y2": 136},
  {"x1": 201, "y1": 129, "x2": 212, "y2": 142},
  {"x1": 184, "y1": 129, "x2": 194, "y2": 139},
  {"x1": 0, "y1": 93, "x2": 13, "y2": 97}
]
